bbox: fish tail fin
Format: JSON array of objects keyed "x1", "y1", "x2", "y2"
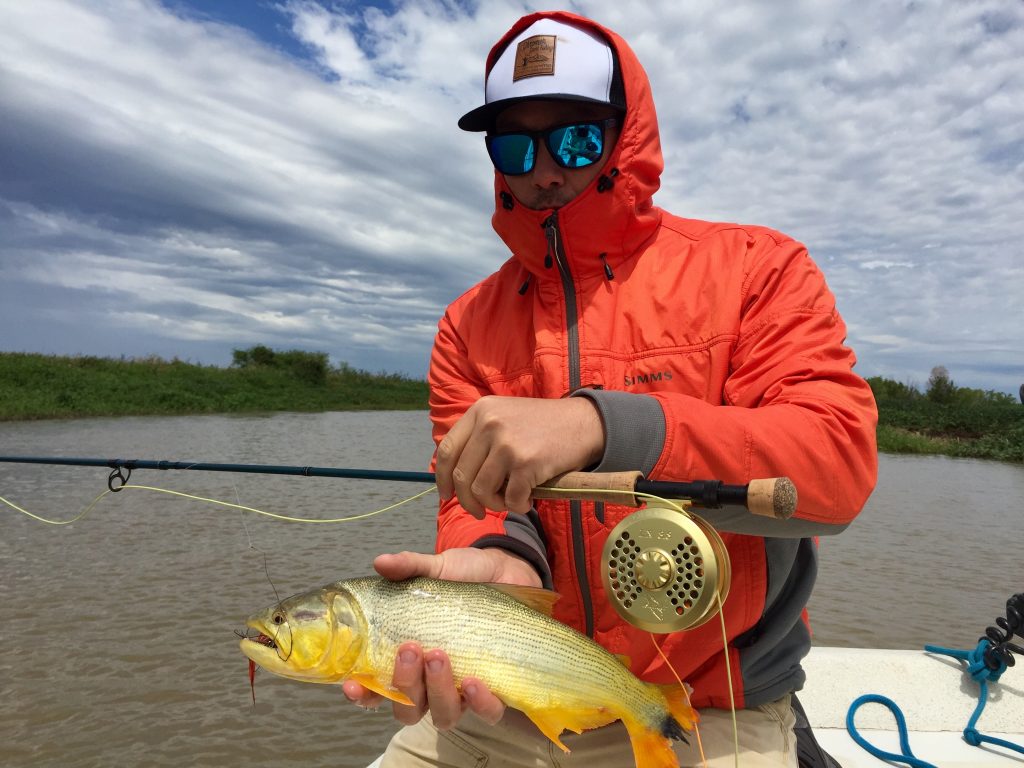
[
  {"x1": 620, "y1": 682, "x2": 698, "y2": 768},
  {"x1": 624, "y1": 717, "x2": 680, "y2": 768},
  {"x1": 659, "y1": 682, "x2": 699, "y2": 738}
]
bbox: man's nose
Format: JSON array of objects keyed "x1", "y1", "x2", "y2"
[{"x1": 530, "y1": 144, "x2": 565, "y2": 188}]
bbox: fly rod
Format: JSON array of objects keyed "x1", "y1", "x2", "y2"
[{"x1": 0, "y1": 455, "x2": 796, "y2": 519}]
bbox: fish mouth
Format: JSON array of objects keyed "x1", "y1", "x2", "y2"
[
  {"x1": 239, "y1": 623, "x2": 290, "y2": 664},
  {"x1": 247, "y1": 632, "x2": 278, "y2": 651}
]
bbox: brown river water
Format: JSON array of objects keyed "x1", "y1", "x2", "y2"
[{"x1": 1, "y1": 410, "x2": 1022, "y2": 767}]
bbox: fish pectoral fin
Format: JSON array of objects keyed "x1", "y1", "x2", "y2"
[
  {"x1": 523, "y1": 706, "x2": 619, "y2": 753},
  {"x1": 348, "y1": 674, "x2": 414, "y2": 707},
  {"x1": 487, "y1": 584, "x2": 560, "y2": 616}
]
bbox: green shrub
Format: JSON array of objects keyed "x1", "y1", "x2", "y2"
[{"x1": 232, "y1": 346, "x2": 329, "y2": 384}]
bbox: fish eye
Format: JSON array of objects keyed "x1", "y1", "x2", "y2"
[{"x1": 272, "y1": 612, "x2": 285, "y2": 625}]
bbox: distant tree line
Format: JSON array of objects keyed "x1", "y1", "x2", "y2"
[
  {"x1": 868, "y1": 366, "x2": 1018, "y2": 407},
  {"x1": 869, "y1": 366, "x2": 1023, "y2": 462}
]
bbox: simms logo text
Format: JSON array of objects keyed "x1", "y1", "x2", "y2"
[{"x1": 624, "y1": 371, "x2": 673, "y2": 386}]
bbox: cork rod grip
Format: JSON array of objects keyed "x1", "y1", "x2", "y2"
[
  {"x1": 747, "y1": 477, "x2": 798, "y2": 519},
  {"x1": 532, "y1": 470, "x2": 644, "y2": 507}
]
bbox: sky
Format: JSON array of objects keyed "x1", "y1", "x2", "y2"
[{"x1": 1, "y1": 0, "x2": 1022, "y2": 395}]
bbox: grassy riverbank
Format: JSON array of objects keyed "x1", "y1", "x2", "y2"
[
  {"x1": 2, "y1": 351, "x2": 1021, "y2": 463},
  {"x1": 869, "y1": 376, "x2": 1023, "y2": 463},
  {"x1": 0, "y1": 349, "x2": 427, "y2": 420}
]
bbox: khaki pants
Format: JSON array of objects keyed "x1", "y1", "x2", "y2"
[{"x1": 380, "y1": 695, "x2": 797, "y2": 767}]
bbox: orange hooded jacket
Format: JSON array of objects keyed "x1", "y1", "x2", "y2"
[{"x1": 428, "y1": 11, "x2": 877, "y2": 709}]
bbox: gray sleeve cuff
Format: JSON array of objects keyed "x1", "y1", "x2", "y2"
[
  {"x1": 471, "y1": 511, "x2": 553, "y2": 589},
  {"x1": 571, "y1": 389, "x2": 666, "y2": 475}
]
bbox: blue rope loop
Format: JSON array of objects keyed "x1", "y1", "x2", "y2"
[
  {"x1": 925, "y1": 640, "x2": 1024, "y2": 757},
  {"x1": 846, "y1": 638, "x2": 1023, "y2": 765},
  {"x1": 846, "y1": 694, "x2": 937, "y2": 768}
]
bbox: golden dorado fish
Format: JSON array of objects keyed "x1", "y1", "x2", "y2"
[{"x1": 239, "y1": 576, "x2": 696, "y2": 768}]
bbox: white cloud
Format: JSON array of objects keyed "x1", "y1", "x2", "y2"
[
  {"x1": 0, "y1": 0, "x2": 1022, "y2": 393},
  {"x1": 858, "y1": 260, "x2": 915, "y2": 271}
]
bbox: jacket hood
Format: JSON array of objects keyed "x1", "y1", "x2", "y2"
[{"x1": 483, "y1": 11, "x2": 665, "y2": 281}]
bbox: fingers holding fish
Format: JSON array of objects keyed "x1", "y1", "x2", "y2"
[
  {"x1": 419, "y1": 652, "x2": 506, "y2": 729},
  {"x1": 340, "y1": 639, "x2": 503, "y2": 730},
  {"x1": 389, "y1": 643, "x2": 428, "y2": 724},
  {"x1": 388, "y1": 644, "x2": 505, "y2": 730},
  {"x1": 421, "y1": 649, "x2": 463, "y2": 729},
  {"x1": 460, "y1": 677, "x2": 505, "y2": 726}
]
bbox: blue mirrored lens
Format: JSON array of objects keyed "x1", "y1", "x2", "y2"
[
  {"x1": 547, "y1": 123, "x2": 604, "y2": 169},
  {"x1": 487, "y1": 134, "x2": 536, "y2": 175}
]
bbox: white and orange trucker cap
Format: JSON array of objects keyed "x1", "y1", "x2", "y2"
[{"x1": 458, "y1": 16, "x2": 625, "y2": 132}]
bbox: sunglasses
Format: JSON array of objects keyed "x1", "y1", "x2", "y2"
[{"x1": 485, "y1": 119, "x2": 617, "y2": 176}]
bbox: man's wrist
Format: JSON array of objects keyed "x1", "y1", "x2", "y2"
[
  {"x1": 570, "y1": 389, "x2": 666, "y2": 475},
  {"x1": 569, "y1": 395, "x2": 606, "y2": 467}
]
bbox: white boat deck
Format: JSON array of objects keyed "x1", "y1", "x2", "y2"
[
  {"x1": 802, "y1": 647, "x2": 1019, "y2": 765},
  {"x1": 368, "y1": 645, "x2": 1024, "y2": 767},
  {"x1": 800, "y1": 645, "x2": 1023, "y2": 766}
]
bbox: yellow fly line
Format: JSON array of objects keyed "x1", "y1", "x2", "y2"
[{"x1": 0, "y1": 484, "x2": 437, "y2": 526}]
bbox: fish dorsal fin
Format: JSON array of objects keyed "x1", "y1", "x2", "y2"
[{"x1": 487, "y1": 584, "x2": 560, "y2": 616}]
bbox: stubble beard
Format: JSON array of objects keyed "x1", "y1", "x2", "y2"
[{"x1": 523, "y1": 189, "x2": 575, "y2": 210}]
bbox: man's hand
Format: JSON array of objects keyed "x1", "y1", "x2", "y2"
[
  {"x1": 341, "y1": 548, "x2": 541, "y2": 728},
  {"x1": 372, "y1": 548, "x2": 542, "y2": 587},
  {"x1": 435, "y1": 395, "x2": 605, "y2": 517}
]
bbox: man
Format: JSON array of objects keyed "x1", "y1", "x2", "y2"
[{"x1": 345, "y1": 11, "x2": 877, "y2": 767}]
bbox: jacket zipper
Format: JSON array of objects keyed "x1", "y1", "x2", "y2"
[{"x1": 544, "y1": 212, "x2": 595, "y2": 638}]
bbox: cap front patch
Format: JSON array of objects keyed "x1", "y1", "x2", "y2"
[{"x1": 513, "y1": 34, "x2": 556, "y2": 81}]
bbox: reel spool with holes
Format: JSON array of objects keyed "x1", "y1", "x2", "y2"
[{"x1": 601, "y1": 502, "x2": 731, "y2": 633}]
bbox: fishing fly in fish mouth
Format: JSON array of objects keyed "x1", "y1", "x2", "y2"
[
  {"x1": 239, "y1": 576, "x2": 697, "y2": 768},
  {"x1": 235, "y1": 628, "x2": 278, "y2": 653}
]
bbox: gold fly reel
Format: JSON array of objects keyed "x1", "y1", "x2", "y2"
[{"x1": 602, "y1": 502, "x2": 731, "y2": 633}]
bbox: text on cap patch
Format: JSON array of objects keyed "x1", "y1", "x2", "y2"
[{"x1": 513, "y1": 35, "x2": 556, "y2": 81}]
